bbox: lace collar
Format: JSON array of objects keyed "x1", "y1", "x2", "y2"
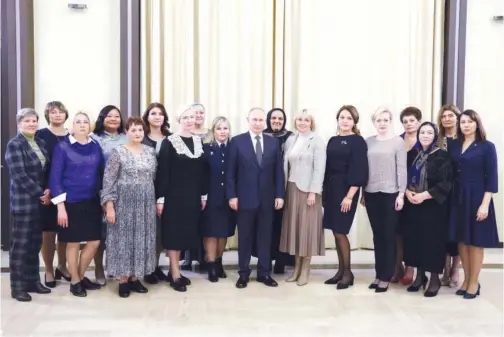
[{"x1": 168, "y1": 134, "x2": 203, "y2": 159}]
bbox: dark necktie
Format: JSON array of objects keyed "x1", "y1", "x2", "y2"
[
  {"x1": 255, "y1": 135, "x2": 262, "y2": 165},
  {"x1": 220, "y1": 143, "x2": 225, "y2": 149}
]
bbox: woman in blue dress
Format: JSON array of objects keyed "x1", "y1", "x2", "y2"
[
  {"x1": 202, "y1": 116, "x2": 236, "y2": 282},
  {"x1": 449, "y1": 109, "x2": 499, "y2": 299}
]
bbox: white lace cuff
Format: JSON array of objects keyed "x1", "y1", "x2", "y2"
[
  {"x1": 201, "y1": 194, "x2": 208, "y2": 201},
  {"x1": 157, "y1": 197, "x2": 165, "y2": 204}
]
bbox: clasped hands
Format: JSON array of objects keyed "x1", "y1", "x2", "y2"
[
  {"x1": 40, "y1": 189, "x2": 51, "y2": 205},
  {"x1": 405, "y1": 190, "x2": 427, "y2": 205}
]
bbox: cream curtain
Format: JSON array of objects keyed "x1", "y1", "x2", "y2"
[
  {"x1": 141, "y1": 0, "x2": 444, "y2": 250},
  {"x1": 282, "y1": 0, "x2": 444, "y2": 249}
]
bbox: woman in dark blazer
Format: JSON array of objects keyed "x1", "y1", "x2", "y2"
[
  {"x1": 5, "y1": 108, "x2": 52, "y2": 302},
  {"x1": 202, "y1": 116, "x2": 236, "y2": 282},
  {"x1": 403, "y1": 122, "x2": 453, "y2": 297}
]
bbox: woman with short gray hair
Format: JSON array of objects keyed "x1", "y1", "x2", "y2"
[{"x1": 5, "y1": 108, "x2": 52, "y2": 301}]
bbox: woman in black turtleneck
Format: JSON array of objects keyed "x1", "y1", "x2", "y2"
[{"x1": 257, "y1": 108, "x2": 295, "y2": 273}]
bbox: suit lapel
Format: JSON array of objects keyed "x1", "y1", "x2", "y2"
[
  {"x1": 295, "y1": 133, "x2": 314, "y2": 160},
  {"x1": 18, "y1": 134, "x2": 43, "y2": 169}
]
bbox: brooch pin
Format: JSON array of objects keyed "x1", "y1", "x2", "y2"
[
  {"x1": 341, "y1": 140, "x2": 347, "y2": 145},
  {"x1": 210, "y1": 151, "x2": 213, "y2": 156}
]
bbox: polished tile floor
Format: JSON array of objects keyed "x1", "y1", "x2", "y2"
[{"x1": 1, "y1": 250, "x2": 503, "y2": 337}]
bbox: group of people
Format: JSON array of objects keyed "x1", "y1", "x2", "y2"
[{"x1": 5, "y1": 101, "x2": 499, "y2": 302}]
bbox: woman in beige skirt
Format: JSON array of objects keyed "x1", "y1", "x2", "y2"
[{"x1": 280, "y1": 110, "x2": 326, "y2": 286}]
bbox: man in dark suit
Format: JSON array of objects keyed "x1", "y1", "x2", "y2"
[{"x1": 226, "y1": 107, "x2": 285, "y2": 288}]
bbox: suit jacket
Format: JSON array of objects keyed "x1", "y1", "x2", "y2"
[
  {"x1": 204, "y1": 141, "x2": 230, "y2": 208},
  {"x1": 4, "y1": 133, "x2": 49, "y2": 215},
  {"x1": 283, "y1": 132, "x2": 326, "y2": 194},
  {"x1": 226, "y1": 132, "x2": 285, "y2": 210}
]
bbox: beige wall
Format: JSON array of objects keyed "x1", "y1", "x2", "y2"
[
  {"x1": 33, "y1": 0, "x2": 121, "y2": 127},
  {"x1": 464, "y1": 0, "x2": 504, "y2": 241}
]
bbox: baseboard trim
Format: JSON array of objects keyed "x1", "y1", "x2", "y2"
[{"x1": 1, "y1": 262, "x2": 503, "y2": 274}]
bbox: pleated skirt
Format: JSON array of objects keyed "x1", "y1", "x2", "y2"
[{"x1": 279, "y1": 182, "x2": 325, "y2": 256}]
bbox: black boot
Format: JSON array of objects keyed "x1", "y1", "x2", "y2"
[
  {"x1": 181, "y1": 251, "x2": 192, "y2": 271},
  {"x1": 11, "y1": 290, "x2": 31, "y2": 302},
  {"x1": 207, "y1": 262, "x2": 219, "y2": 283},
  {"x1": 216, "y1": 256, "x2": 227, "y2": 278}
]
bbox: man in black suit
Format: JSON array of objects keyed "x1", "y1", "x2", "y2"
[{"x1": 226, "y1": 107, "x2": 285, "y2": 288}]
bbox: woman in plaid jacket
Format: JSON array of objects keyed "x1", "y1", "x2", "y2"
[{"x1": 4, "y1": 108, "x2": 52, "y2": 302}]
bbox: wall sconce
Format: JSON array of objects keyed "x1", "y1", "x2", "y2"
[{"x1": 68, "y1": 3, "x2": 88, "y2": 10}]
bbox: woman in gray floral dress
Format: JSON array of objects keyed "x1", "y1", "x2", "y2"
[{"x1": 101, "y1": 117, "x2": 157, "y2": 298}]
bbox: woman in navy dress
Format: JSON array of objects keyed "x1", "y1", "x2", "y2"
[
  {"x1": 396, "y1": 106, "x2": 422, "y2": 285},
  {"x1": 436, "y1": 104, "x2": 462, "y2": 288},
  {"x1": 141, "y1": 102, "x2": 171, "y2": 284},
  {"x1": 449, "y1": 109, "x2": 499, "y2": 299},
  {"x1": 36, "y1": 101, "x2": 72, "y2": 288},
  {"x1": 202, "y1": 116, "x2": 236, "y2": 282},
  {"x1": 322, "y1": 105, "x2": 368, "y2": 288}
]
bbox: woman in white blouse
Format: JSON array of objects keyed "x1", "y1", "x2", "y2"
[{"x1": 279, "y1": 110, "x2": 326, "y2": 286}]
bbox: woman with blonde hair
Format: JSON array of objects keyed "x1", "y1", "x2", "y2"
[
  {"x1": 436, "y1": 104, "x2": 462, "y2": 287},
  {"x1": 201, "y1": 116, "x2": 236, "y2": 282},
  {"x1": 280, "y1": 110, "x2": 326, "y2": 286},
  {"x1": 155, "y1": 105, "x2": 208, "y2": 292},
  {"x1": 362, "y1": 107, "x2": 407, "y2": 293},
  {"x1": 323, "y1": 105, "x2": 368, "y2": 289},
  {"x1": 49, "y1": 112, "x2": 104, "y2": 297}
]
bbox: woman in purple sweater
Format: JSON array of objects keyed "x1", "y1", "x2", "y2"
[{"x1": 49, "y1": 112, "x2": 104, "y2": 297}]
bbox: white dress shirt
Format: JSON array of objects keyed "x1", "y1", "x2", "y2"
[{"x1": 249, "y1": 131, "x2": 263, "y2": 153}]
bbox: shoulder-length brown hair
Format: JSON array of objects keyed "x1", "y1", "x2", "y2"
[
  {"x1": 436, "y1": 104, "x2": 461, "y2": 147},
  {"x1": 336, "y1": 105, "x2": 360, "y2": 135},
  {"x1": 141, "y1": 102, "x2": 171, "y2": 136},
  {"x1": 457, "y1": 109, "x2": 487, "y2": 142}
]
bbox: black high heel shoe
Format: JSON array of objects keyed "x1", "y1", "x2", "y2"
[
  {"x1": 407, "y1": 275, "x2": 428, "y2": 292},
  {"x1": 55, "y1": 268, "x2": 71, "y2": 282},
  {"x1": 336, "y1": 273, "x2": 355, "y2": 290},
  {"x1": 44, "y1": 274, "x2": 56, "y2": 288},
  {"x1": 463, "y1": 284, "x2": 481, "y2": 299},
  {"x1": 324, "y1": 274, "x2": 343, "y2": 285}
]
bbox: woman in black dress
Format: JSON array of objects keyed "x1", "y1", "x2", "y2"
[
  {"x1": 202, "y1": 116, "x2": 236, "y2": 282},
  {"x1": 262, "y1": 108, "x2": 294, "y2": 274},
  {"x1": 155, "y1": 106, "x2": 208, "y2": 292},
  {"x1": 436, "y1": 104, "x2": 462, "y2": 288},
  {"x1": 323, "y1": 105, "x2": 368, "y2": 289},
  {"x1": 403, "y1": 122, "x2": 453, "y2": 297},
  {"x1": 141, "y1": 102, "x2": 171, "y2": 284},
  {"x1": 36, "y1": 101, "x2": 72, "y2": 287}
]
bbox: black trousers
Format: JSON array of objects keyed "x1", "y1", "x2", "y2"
[
  {"x1": 10, "y1": 214, "x2": 42, "y2": 291},
  {"x1": 237, "y1": 206, "x2": 274, "y2": 278},
  {"x1": 365, "y1": 192, "x2": 399, "y2": 282}
]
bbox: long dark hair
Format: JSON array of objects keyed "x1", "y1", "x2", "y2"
[
  {"x1": 93, "y1": 105, "x2": 124, "y2": 135},
  {"x1": 141, "y1": 102, "x2": 171, "y2": 136},
  {"x1": 457, "y1": 109, "x2": 487, "y2": 142}
]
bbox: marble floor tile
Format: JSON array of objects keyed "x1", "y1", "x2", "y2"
[{"x1": 1, "y1": 269, "x2": 502, "y2": 337}]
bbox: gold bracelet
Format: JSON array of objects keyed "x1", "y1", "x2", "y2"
[{"x1": 345, "y1": 196, "x2": 353, "y2": 201}]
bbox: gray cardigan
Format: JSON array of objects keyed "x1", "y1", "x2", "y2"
[{"x1": 283, "y1": 132, "x2": 326, "y2": 195}]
